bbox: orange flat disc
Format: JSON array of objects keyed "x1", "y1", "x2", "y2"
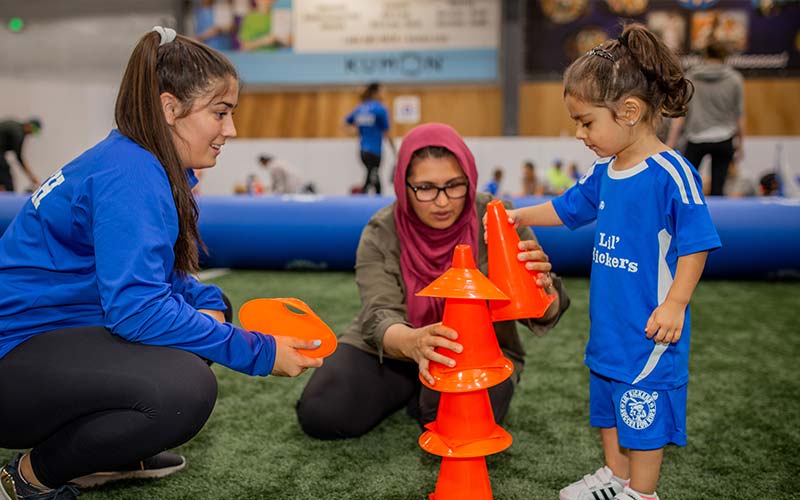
[{"x1": 239, "y1": 298, "x2": 337, "y2": 358}]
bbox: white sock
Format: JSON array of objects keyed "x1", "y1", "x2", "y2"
[
  {"x1": 626, "y1": 486, "x2": 659, "y2": 500},
  {"x1": 612, "y1": 473, "x2": 630, "y2": 487}
]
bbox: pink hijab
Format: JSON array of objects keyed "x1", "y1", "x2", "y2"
[{"x1": 393, "y1": 123, "x2": 479, "y2": 328}]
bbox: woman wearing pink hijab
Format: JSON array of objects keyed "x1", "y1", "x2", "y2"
[{"x1": 296, "y1": 123, "x2": 570, "y2": 438}]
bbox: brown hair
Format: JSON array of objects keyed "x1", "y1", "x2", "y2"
[
  {"x1": 115, "y1": 31, "x2": 238, "y2": 274},
  {"x1": 360, "y1": 82, "x2": 381, "y2": 102},
  {"x1": 563, "y1": 23, "x2": 693, "y2": 127}
]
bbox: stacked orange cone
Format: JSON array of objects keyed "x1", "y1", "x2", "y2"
[{"x1": 416, "y1": 244, "x2": 513, "y2": 500}]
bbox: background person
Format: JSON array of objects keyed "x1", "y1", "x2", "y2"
[
  {"x1": 482, "y1": 166, "x2": 504, "y2": 196},
  {"x1": 545, "y1": 158, "x2": 574, "y2": 195},
  {"x1": 258, "y1": 154, "x2": 315, "y2": 194},
  {"x1": 295, "y1": 122, "x2": 570, "y2": 440},
  {"x1": 0, "y1": 27, "x2": 320, "y2": 500},
  {"x1": 758, "y1": 172, "x2": 780, "y2": 196},
  {"x1": 520, "y1": 160, "x2": 543, "y2": 196},
  {"x1": 344, "y1": 82, "x2": 396, "y2": 195},
  {"x1": 0, "y1": 118, "x2": 42, "y2": 192},
  {"x1": 667, "y1": 40, "x2": 744, "y2": 196}
]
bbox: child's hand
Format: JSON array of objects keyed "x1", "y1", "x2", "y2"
[
  {"x1": 482, "y1": 208, "x2": 522, "y2": 243},
  {"x1": 506, "y1": 208, "x2": 523, "y2": 227},
  {"x1": 645, "y1": 299, "x2": 687, "y2": 343}
]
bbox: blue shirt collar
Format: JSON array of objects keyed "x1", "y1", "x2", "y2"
[{"x1": 186, "y1": 169, "x2": 199, "y2": 188}]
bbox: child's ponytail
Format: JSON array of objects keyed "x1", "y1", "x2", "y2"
[
  {"x1": 564, "y1": 23, "x2": 693, "y2": 126},
  {"x1": 619, "y1": 24, "x2": 693, "y2": 118}
]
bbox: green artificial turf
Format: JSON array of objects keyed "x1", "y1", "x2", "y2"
[{"x1": 3, "y1": 273, "x2": 799, "y2": 499}]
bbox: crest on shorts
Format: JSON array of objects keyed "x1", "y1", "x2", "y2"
[{"x1": 619, "y1": 389, "x2": 658, "y2": 430}]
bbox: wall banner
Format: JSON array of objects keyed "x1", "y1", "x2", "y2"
[
  {"x1": 523, "y1": 0, "x2": 800, "y2": 78},
  {"x1": 195, "y1": 0, "x2": 500, "y2": 84}
]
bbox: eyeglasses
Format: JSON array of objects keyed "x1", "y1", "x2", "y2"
[{"x1": 406, "y1": 181, "x2": 469, "y2": 202}]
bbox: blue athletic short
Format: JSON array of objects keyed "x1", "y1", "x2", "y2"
[{"x1": 589, "y1": 371, "x2": 687, "y2": 450}]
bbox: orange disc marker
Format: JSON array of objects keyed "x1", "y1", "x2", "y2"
[{"x1": 239, "y1": 298, "x2": 337, "y2": 358}]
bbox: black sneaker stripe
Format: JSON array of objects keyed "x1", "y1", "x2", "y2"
[
  {"x1": 593, "y1": 491, "x2": 602, "y2": 500},
  {"x1": 601, "y1": 488, "x2": 611, "y2": 500}
]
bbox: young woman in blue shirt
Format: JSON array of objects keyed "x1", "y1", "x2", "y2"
[{"x1": 0, "y1": 27, "x2": 321, "y2": 500}]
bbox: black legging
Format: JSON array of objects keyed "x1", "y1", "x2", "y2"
[
  {"x1": 360, "y1": 151, "x2": 382, "y2": 195},
  {"x1": 296, "y1": 343, "x2": 516, "y2": 440},
  {"x1": 0, "y1": 157, "x2": 14, "y2": 192},
  {"x1": 683, "y1": 138, "x2": 734, "y2": 196},
  {"x1": 0, "y1": 298, "x2": 233, "y2": 488}
]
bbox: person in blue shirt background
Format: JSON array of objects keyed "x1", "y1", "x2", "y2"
[
  {"x1": 504, "y1": 24, "x2": 720, "y2": 500},
  {"x1": 344, "y1": 82, "x2": 396, "y2": 195},
  {"x1": 0, "y1": 27, "x2": 321, "y2": 500},
  {"x1": 482, "y1": 167, "x2": 504, "y2": 196}
]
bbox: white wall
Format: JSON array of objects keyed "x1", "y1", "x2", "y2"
[
  {"x1": 2, "y1": 76, "x2": 797, "y2": 196},
  {"x1": 5, "y1": 94, "x2": 799, "y2": 196},
  {"x1": 1, "y1": 12, "x2": 172, "y2": 191},
  {"x1": 198, "y1": 136, "x2": 800, "y2": 196},
  {"x1": 1, "y1": 76, "x2": 118, "y2": 190}
]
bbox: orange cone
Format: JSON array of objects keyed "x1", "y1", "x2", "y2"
[
  {"x1": 417, "y1": 244, "x2": 508, "y2": 301},
  {"x1": 419, "y1": 389, "x2": 512, "y2": 458},
  {"x1": 423, "y1": 298, "x2": 514, "y2": 392},
  {"x1": 485, "y1": 199, "x2": 556, "y2": 321},
  {"x1": 417, "y1": 245, "x2": 513, "y2": 392},
  {"x1": 427, "y1": 457, "x2": 495, "y2": 500},
  {"x1": 239, "y1": 298, "x2": 337, "y2": 358}
]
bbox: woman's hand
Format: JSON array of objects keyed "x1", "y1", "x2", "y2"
[
  {"x1": 645, "y1": 299, "x2": 687, "y2": 344},
  {"x1": 409, "y1": 323, "x2": 462, "y2": 386},
  {"x1": 517, "y1": 239, "x2": 553, "y2": 277},
  {"x1": 270, "y1": 336, "x2": 324, "y2": 377},
  {"x1": 384, "y1": 323, "x2": 462, "y2": 386}
]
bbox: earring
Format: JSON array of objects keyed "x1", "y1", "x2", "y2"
[{"x1": 629, "y1": 120, "x2": 635, "y2": 126}]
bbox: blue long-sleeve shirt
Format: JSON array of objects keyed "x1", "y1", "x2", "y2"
[
  {"x1": 0, "y1": 130, "x2": 276, "y2": 375},
  {"x1": 345, "y1": 100, "x2": 389, "y2": 156}
]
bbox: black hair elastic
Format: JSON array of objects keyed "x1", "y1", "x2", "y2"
[{"x1": 588, "y1": 47, "x2": 616, "y2": 63}]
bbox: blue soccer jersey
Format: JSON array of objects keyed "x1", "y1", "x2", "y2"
[
  {"x1": 552, "y1": 151, "x2": 721, "y2": 389},
  {"x1": 345, "y1": 100, "x2": 389, "y2": 156}
]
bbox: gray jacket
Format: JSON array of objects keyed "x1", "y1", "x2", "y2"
[{"x1": 684, "y1": 62, "x2": 744, "y2": 143}]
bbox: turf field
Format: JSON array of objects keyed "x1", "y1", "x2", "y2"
[{"x1": 3, "y1": 272, "x2": 799, "y2": 499}]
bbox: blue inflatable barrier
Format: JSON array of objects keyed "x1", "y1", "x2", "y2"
[{"x1": 1, "y1": 194, "x2": 799, "y2": 279}]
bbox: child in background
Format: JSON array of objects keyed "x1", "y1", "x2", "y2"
[
  {"x1": 482, "y1": 167, "x2": 504, "y2": 196},
  {"x1": 507, "y1": 24, "x2": 720, "y2": 500},
  {"x1": 520, "y1": 160, "x2": 542, "y2": 196},
  {"x1": 546, "y1": 158, "x2": 574, "y2": 194}
]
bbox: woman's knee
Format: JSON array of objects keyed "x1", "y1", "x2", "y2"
[
  {"x1": 156, "y1": 353, "x2": 218, "y2": 441},
  {"x1": 296, "y1": 394, "x2": 370, "y2": 440},
  {"x1": 295, "y1": 372, "x2": 370, "y2": 440}
]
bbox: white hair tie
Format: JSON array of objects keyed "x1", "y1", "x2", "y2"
[{"x1": 152, "y1": 26, "x2": 177, "y2": 46}]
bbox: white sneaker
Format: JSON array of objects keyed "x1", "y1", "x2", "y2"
[
  {"x1": 559, "y1": 466, "x2": 625, "y2": 500},
  {"x1": 613, "y1": 486, "x2": 660, "y2": 500}
]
